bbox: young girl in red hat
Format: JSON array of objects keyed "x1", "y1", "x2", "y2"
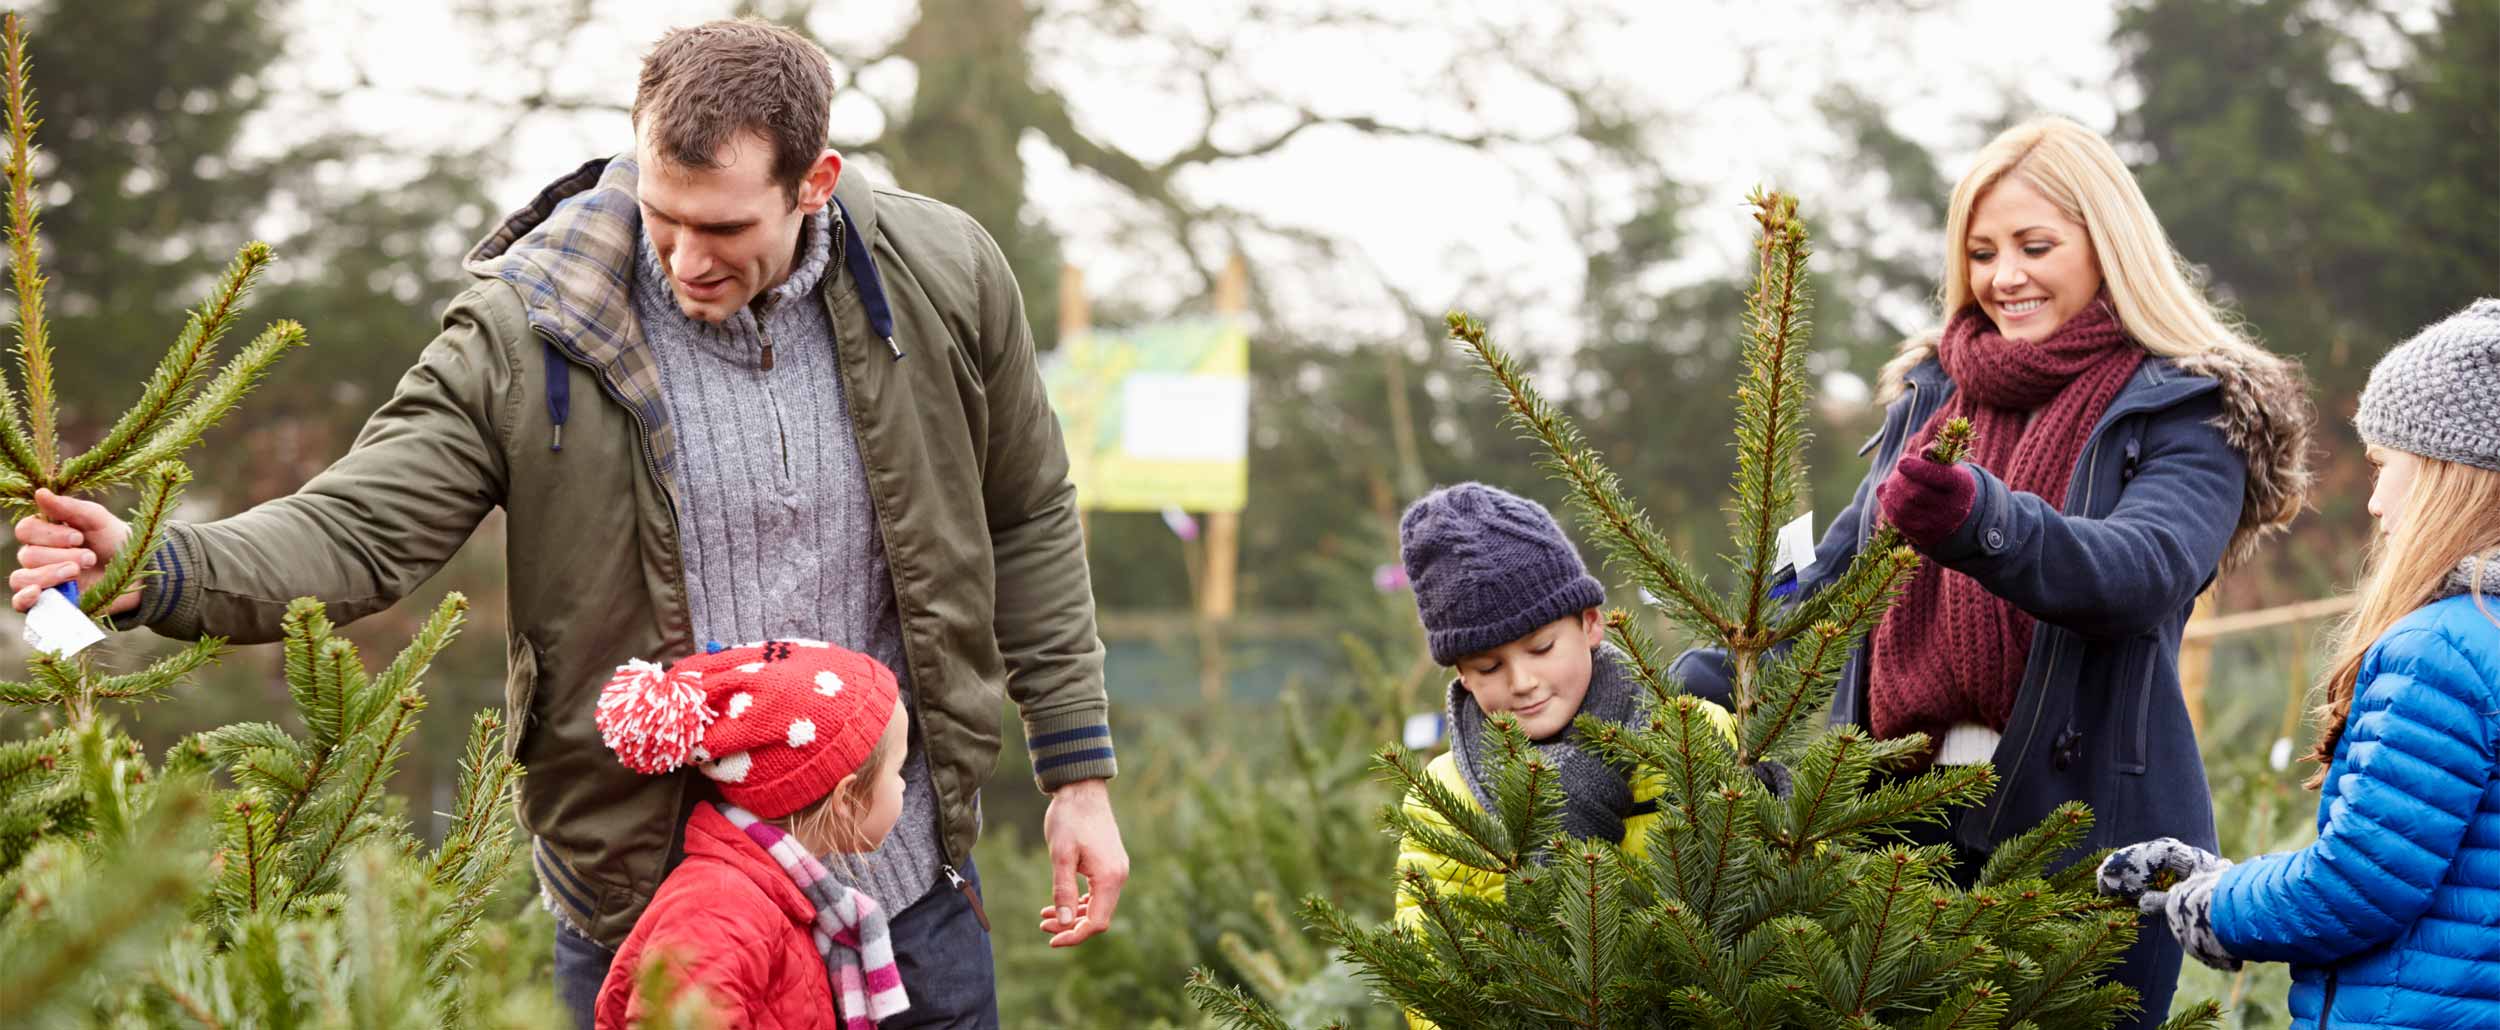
[{"x1": 591, "y1": 639, "x2": 913, "y2": 1029}]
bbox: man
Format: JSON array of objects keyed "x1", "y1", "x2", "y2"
[{"x1": 9, "y1": 19, "x2": 1124, "y2": 1028}]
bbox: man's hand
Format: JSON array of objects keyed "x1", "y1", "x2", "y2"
[
  {"x1": 1038, "y1": 777, "x2": 1126, "y2": 948},
  {"x1": 11, "y1": 488, "x2": 137, "y2": 614}
]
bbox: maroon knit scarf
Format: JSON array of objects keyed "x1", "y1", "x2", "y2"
[{"x1": 1868, "y1": 298, "x2": 2143, "y2": 746}]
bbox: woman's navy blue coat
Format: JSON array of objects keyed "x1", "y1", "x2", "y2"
[{"x1": 1676, "y1": 334, "x2": 2311, "y2": 1029}]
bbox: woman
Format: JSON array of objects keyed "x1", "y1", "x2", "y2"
[{"x1": 1680, "y1": 115, "x2": 2315, "y2": 1026}]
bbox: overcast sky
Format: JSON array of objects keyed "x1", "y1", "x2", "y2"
[{"x1": 268, "y1": 1, "x2": 2142, "y2": 347}]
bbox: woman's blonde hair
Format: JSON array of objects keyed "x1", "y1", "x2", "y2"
[
  {"x1": 1931, "y1": 116, "x2": 2272, "y2": 368},
  {"x1": 2304, "y1": 456, "x2": 2500, "y2": 788}
]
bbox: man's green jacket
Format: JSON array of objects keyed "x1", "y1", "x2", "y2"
[{"x1": 127, "y1": 156, "x2": 1114, "y2": 946}]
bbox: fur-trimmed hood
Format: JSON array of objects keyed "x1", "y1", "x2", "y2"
[{"x1": 1874, "y1": 328, "x2": 2315, "y2": 573}]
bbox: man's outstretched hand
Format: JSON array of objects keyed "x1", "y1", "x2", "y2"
[
  {"x1": 1038, "y1": 777, "x2": 1127, "y2": 948},
  {"x1": 11, "y1": 488, "x2": 137, "y2": 614}
]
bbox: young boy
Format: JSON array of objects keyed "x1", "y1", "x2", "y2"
[{"x1": 1390, "y1": 483, "x2": 1736, "y2": 937}]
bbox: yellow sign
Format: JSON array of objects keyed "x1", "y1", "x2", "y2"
[{"x1": 1042, "y1": 318, "x2": 1248, "y2": 512}]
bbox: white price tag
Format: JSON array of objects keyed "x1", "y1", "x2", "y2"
[
  {"x1": 1775, "y1": 511, "x2": 1816, "y2": 580},
  {"x1": 1402, "y1": 712, "x2": 1445, "y2": 750},
  {"x1": 24, "y1": 585, "x2": 104, "y2": 659}
]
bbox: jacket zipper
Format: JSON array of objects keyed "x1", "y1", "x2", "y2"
[
  {"x1": 813, "y1": 244, "x2": 984, "y2": 910},
  {"x1": 2318, "y1": 970, "x2": 2337, "y2": 1029},
  {"x1": 943, "y1": 863, "x2": 991, "y2": 932}
]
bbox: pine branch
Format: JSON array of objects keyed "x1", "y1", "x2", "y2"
[
  {"x1": 56, "y1": 244, "x2": 275, "y2": 492},
  {"x1": 1449, "y1": 312, "x2": 1730, "y2": 637},
  {"x1": 1483, "y1": 720, "x2": 1565, "y2": 866},
  {"x1": 2157, "y1": 999, "x2": 2225, "y2": 1030},
  {"x1": 89, "y1": 638, "x2": 227, "y2": 703},
  {"x1": 421, "y1": 710, "x2": 525, "y2": 981},
  {"x1": 1600, "y1": 608, "x2": 1684, "y2": 713},
  {"x1": 1818, "y1": 762, "x2": 1996, "y2": 845},
  {"x1": 1728, "y1": 190, "x2": 1815, "y2": 646},
  {"x1": 1, "y1": 14, "x2": 54, "y2": 483},
  {"x1": 119, "y1": 319, "x2": 308, "y2": 477},
  {"x1": 376, "y1": 594, "x2": 467, "y2": 698},
  {"x1": 1558, "y1": 844, "x2": 1627, "y2": 1028},
  {"x1": 1998, "y1": 910, "x2": 2137, "y2": 1026},
  {"x1": 1403, "y1": 868, "x2": 1500, "y2": 991},
  {"x1": 81, "y1": 461, "x2": 190, "y2": 617},
  {"x1": 1375, "y1": 744, "x2": 1518, "y2": 875},
  {"x1": 283, "y1": 691, "x2": 423, "y2": 910},
  {"x1": 1907, "y1": 982, "x2": 2008, "y2": 1030},
  {"x1": 1769, "y1": 529, "x2": 1917, "y2": 653},
  {"x1": 0, "y1": 782, "x2": 210, "y2": 1026},
  {"x1": 1845, "y1": 847, "x2": 1927, "y2": 1015},
  {"x1": 1977, "y1": 802, "x2": 2093, "y2": 887},
  {"x1": 1737, "y1": 618, "x2": 1852, "y2": 764},
  {"x1": 1183, "y1": 968, "x2": 1295, "y2": 1030}
]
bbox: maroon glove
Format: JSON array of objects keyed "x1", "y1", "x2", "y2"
[{"x1": 1877, "y1": 454, "x2": 1976, "y2": 548}]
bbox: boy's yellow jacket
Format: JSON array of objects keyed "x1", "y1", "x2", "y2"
[
  {"x1": 1391, "y1": 699, "x2": 1737, "y2": 928},
  {"x1": 1390, "y1": 698, "x2": 1736, "y2": 1030}
]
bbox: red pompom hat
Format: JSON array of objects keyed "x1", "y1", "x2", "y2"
[{"x1": 595, "y1": 639, "x2": 901, "y2": 819}]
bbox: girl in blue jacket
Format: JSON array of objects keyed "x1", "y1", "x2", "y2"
[{"x1": 2101, "y1": 298, "x2": 2500, "y2": 1030}]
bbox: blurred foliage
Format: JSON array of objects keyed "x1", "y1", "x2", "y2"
[
  {"x1": 985, "y1": 646, "x2": 1419, "y2": 1029},
  {"x1": 2, "y1": 0, "x2": 2485, "y2": 1021}
]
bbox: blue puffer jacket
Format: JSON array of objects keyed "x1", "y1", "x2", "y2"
[{"x1": 2210, "y1": 593, "x2": 2500, "y2": 1030}]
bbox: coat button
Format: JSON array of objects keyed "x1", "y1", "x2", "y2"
[{"x1": 1985, "y1": 528, "x2": 2005, "y2": 550}]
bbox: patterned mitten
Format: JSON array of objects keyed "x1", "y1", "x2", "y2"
[
  {"x1": 2096, "y1": 837, "x2": 2226, "y2": 903},
  {"x1": 2143, "y1": 866, "x2": 2240, "y2": 971}
]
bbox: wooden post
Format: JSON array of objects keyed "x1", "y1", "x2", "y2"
[
  {"x1": 1202, "y1": 252, "x2": 1248, "y2": 622},
  {"x1": 2181, "y1": 593, "x2": 2217, "y2": 739},
  {"x1": 1195, "y1": 252, "x2": 1250, "y2": 703}
]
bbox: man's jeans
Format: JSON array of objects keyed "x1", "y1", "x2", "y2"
[{"x1": 554, "y1": 859, "x2": 999, "y2": 1029}]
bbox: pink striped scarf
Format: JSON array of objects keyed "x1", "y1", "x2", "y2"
[{"x1": 718, "y1": 804, "x2": 910, "y2": 1029}]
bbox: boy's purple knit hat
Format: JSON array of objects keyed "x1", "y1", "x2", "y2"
[{"x1": 1399, "y1": 482, "x2": 1605, "y2": 666}]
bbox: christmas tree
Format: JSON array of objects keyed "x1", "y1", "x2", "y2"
[
  {"x1": 0, "y1": 14, "x2": 550, "y2": 1026},
  {"x1": 1191, "y1": 193, "x2": 2221, "y2": 1030}
]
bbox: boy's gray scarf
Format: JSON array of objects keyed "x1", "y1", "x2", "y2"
[{"x1": 1447, "y1": 645, "x2": 1643, "y2": 844}]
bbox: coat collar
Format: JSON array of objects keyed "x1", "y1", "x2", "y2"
[{"x1": 681, "y1": 802, "x2": 818, "y2": 929}]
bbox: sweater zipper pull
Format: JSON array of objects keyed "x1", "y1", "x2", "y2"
[
  {"x1": 943, "y1": 864, "x2": 990, "y2": 932},
  {"x1": 756, "y1": 297, "x2": 777, "y2": 371}
]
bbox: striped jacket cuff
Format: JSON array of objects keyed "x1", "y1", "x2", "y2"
[
  {"x1": 109, "y1": 534, "x2": 189, "y2": 633},
  {"x1": 1025, "y1": 708, "x2": 1117, "y2": 791}
]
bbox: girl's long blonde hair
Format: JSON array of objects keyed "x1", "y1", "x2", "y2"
[
  {"x1": 1903, "y1": 116, "x2": 2275, "y2": 373},
  {"x1": 2305, "y1": 456, "x2": 2500, "y2": 788}
]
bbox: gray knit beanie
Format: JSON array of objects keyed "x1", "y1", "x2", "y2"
[
  {"x1": 1400, "y1": 482, "x2": 1605, "y2": 666},
  {"x1": 2355, "y1": 298, "x2": 2500, "y2": 471}
]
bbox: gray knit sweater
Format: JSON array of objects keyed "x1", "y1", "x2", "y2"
[{"x1": 631, "y1": 210, "x2": 945, "y2": 913}]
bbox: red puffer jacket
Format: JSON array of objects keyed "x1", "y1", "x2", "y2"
[{"x1": 596, "y1": 803, "x2": 836, "y2": 1029}]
